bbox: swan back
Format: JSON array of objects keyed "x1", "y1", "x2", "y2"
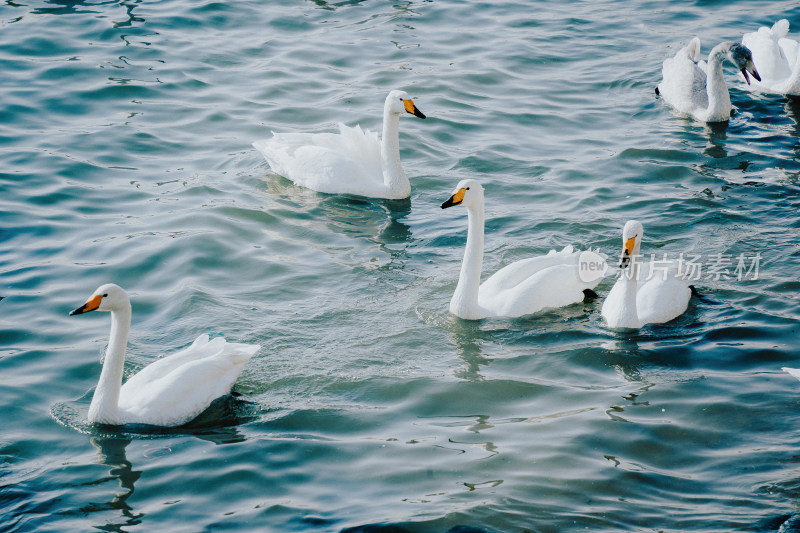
[
  {"x1": 118, "y1": 335, "x2": 259, "y2": 427},
  {"x1": 657, "y1": 37, "x2": 710, "y2": 116}
]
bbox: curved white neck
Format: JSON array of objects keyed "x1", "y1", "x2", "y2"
[
  {"x1": 380, "y1": 109, "x2": 411, "y2": 199},
  {"x1": 450, "y1": 200, "x2": 485, "y2": 319},
  {"x1": 615, "y1": 255, "x2": 642, "y2": 329},
  {"x1": 88, "y1": 305, "x2": 131, "y2": 424},
  {"x1": 703, "y1": 44, "x2": 733, "y2": 121}
]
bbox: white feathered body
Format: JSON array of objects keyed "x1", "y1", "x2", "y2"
[
  {"x1": 602, "y1": 260, "x2": 692, "y2": 329},
  {"x1": 742, "y1": 20, "x2": 800, "y2": 95},
  {"x1": 111, "y1": 334, "x2": 258, "y2": 427},
  {"x1": 475, "y1": 246, "x2": 600, "y2": 318},
  {"x1": 253, "y1": 123, "x2": 393, "y2": 198},
  {"x1": 657, "y1": 37, "x2": 733, "y2": 122}
]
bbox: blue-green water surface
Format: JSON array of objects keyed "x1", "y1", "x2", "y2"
[{"x1": 2, "y1": 1, "x2": 800, "y2": 531}]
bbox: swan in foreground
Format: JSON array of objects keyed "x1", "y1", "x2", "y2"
[
  {"x1": 656, "y1": 37, "x2": 760, "y2": 122},
  {"x1": 70, "y1": 284, "x2": 260, "y2": 427},
  {"x1": 601, "y1": 220, "x2": 691, "y2": 329},
  {"x1": 742, "y1": 20, "x2": 800, "y2": 95},
  {"x1": 440, "y1": 179, "x2": 606, "y2": 320},
  {"x1": 252, "y1": 90, "x2": 426, "y2": 199}
]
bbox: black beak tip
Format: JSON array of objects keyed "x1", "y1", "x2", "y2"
[{"x1": 415, "y1": 110, "x2": 426, "y2": 119}]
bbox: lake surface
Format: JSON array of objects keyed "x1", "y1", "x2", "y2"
[{"x1": 2, "y1": 0, "x2": 800, "y2": 531}]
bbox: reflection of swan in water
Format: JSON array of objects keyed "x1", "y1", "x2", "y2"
[
  {"x1": 257, "y1": 184, "x2": 415, "y2": 268},
  {"x1": 447, "y1": 320, "x2": 492, "y2": 382},
  {"x1": 83, "y1": 437, "x2": 142, "y2": 523}
]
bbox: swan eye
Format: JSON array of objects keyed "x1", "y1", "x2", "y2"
[
  {"x1": 103, "y1": 293, "x2": 108, "y2": 297},
  {"x1": 466, "y1": 187, "x2": 470, "y2": 190}
]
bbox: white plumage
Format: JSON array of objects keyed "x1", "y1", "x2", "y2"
[
  {"x1": 70, "y1": 284, "x2": 259, "y2": 427},
  {"x1": 656, "y1": 37, "x2": 760, "y2": 122},
  {"x1": 253, "y1": 89, "x2": 426, "y2": 199},
  {"x1": 440, "y1": 179, "x2": 605, "y2": 320},
  {"x1": 742, "y1": 20, "x2": 800, "y2": 95},
  {"x1": 602, "y1": 220, "x2": 691, "y2": 329}
]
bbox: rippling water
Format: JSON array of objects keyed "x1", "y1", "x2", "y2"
[{"x1": 2, "y1": 0, "x2": 800, "y2": 531}]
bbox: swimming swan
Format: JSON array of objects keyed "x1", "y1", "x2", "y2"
[
  {"x1": 742, "y1": 20, "x2": 800, "y2": 95},
  {"x1": 252, "y1": 89, "x2": 426, "y2": 199},
  {"x1": 656, "y1": 37, "x2": 760, "y2": 122},
  {"x1": 440, "y1": 179, "x2": 605, "y2": 320},
  {"x1": 601, "y1": 220, "x2": 691, "y2": 329},
  {"x1": 70, "y1": 283, "x2": 260, "y2": 427}
]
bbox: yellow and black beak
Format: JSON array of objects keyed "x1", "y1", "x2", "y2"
[
  {"x1": 619, "y1": 235, "x2": 636, "y2": 269},
  {"x1": 403, "y1": 99, "x2": 426, "y2": 119},
  {"x1": 441, "y1": 187, "x2": 467, "y2": 209},
  {"x1": 70, "y1": 294, "x2": 103, "y2": 316}
]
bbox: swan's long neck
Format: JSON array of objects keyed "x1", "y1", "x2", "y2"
[
  {"x1": 88, "y1": 305, "x2": 131, "y2": 425},
  {"x1": 704, "y1": 44, "x2": 733, "y2": 121},
  {"x1": 616, "y1": 256, "x2": 642, "y2": 329},
  {"x1": 450, "y1": 200, "x2": 485, "y2": 320},
  {"x1": 380, "y1": 110, "x2": 411, "y2": 199}
]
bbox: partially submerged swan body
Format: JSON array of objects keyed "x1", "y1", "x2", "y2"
[
  {"x1": 253, "y1": 90, "x2": 426, "y2": 199},
  {"x1": 742, "y1": 19, "x2": 800, "y2": 95},
  {"x1": 440, "y1": 179, "x2": 606, "y2": 320},
  {"x1": 601, "y1": 220, "x2": 691, "y2": 329},
  {"x1": 656, "y1": 38, "x2": 760, "y2": 122},
  {"x1": 70, "y1": 284, "x2": 259, "y2": 427}
]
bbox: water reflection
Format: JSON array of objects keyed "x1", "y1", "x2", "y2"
[
  {"x1": 83, "y1": 436, "x2": 143, "y2": 530},
  {"x1": 262, "y1": 175, "x2": 415, "y2": 268},
  {"x1": 702, "y1": 121, "x2": 729, "y2": 159},
  {"x1": 319, "y1": 195, "x2": 412, "y2": 247},
  {"x1": 79, "y1": 414, "x2": 247, "y2": 530},
  {"x1": 29, "y1": 0, "x2": 144, "y2": 27},
  {"x1": 446, "y1": 319, "x2": 492, "y2": 381}
]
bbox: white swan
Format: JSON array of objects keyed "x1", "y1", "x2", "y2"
[
  {"x1": 742, "y1": 20, "x2": 800, "y2": 95},
  {"x1": 69, "y1": 283, "x2": 260, "y2": 427},
  {"x1": 601, "y1": 220, "x2": 691, "y2": 329},
  {"x1": 252, "y1": 89, "x2": 426, "y2": 199},
  {"x1": 784, "y1": 367, "x2": 800, "y2": 382},
  {"x1": 656, "y1": 37, "x2": 760, "y2": 122},
  {"x1": 440, "y1": 179, "x2": 606, "y2": 320}
]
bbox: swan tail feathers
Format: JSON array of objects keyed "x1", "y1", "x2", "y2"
[
  {"x1": 687, "y1": 36, "x2": 702, "y2": 62},
  {"x1": 773, "y1": 19, "x2": 790, "y2": 39}
]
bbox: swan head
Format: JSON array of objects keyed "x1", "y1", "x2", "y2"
[
  {"x1": 70, "y1": 283, "x2": 130, "y2": 315},
  {"x1": 441, "y1": 179, "x2": 483, "y2": 209},
  {"x1": 619, "y1": 220, "x2": 644, "y2": 270},
  {"x1": 727, "y1": 42, "x2": 761, "y2": 84},
  {"x1": 386, "y1": 90, "x2": 426, "y2": 119}
]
